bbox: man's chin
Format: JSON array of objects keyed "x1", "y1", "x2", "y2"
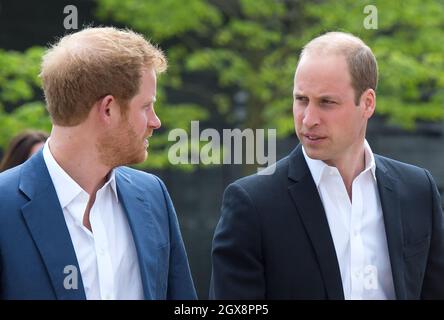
[
  {"x1": 136, "y1": 150, "x2": 148, "y2": 164},
  {"x1": 141, "y1": 150, "x2": 148, "y2": 162},
  {"x1": 133, "y1": 151, "x2": 148, "y2": 165},
  {"x1": 303, "y1": 146, "x2": 325, "y2": 161},
  {"x1": 118, "y1": 151, "x2": 148, "y2": 166}
]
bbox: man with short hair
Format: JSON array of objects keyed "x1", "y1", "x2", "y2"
[
  {"x1": 210, "y1": 32, "x2": 444, "y2": 299},
  {"x1": 0, "y1": 27, "x2": 197, "y2": 300}
]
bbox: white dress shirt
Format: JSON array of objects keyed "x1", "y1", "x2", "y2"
[
  {"x1": 303, "y1": 140, "x2": 396, "y2": 300},
  {"x1": 43, "y1": 141, "x2": 144, "y2": 300}
]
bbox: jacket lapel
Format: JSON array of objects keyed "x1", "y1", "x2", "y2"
[
  {"x1": 19, "y1": 151, "x2": 86, "y2": 300},
  {"x1": 115, "y1": 168, "x2": 157, "y2": 299},
  {"x1": 375, "y1": 157, "x2": 406, "y2": 299},
  {"x1": 287, "y1": 145, "x2": 344, "y2": 299}
]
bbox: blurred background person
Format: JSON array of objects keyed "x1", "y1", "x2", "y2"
[{"x1": 0, "y1": 130, "x2": 49, "y2": 172}]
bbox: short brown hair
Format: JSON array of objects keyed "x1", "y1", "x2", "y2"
[
  {"x1": 299, "y1": 31, "x2": 378, "y2": 105},
  {"x1": 40, "y1": 27, "x2": 167, "y2": 126}
]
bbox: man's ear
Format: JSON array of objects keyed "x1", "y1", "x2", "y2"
[
  {"x1": 361, "y1": 88, "x2": 376, "y2": 119},
  {"x1": 96, "y1": 95, "x2": 116, "y2": 124}
]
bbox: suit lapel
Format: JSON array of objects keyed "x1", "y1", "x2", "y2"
[
  {"x1": 287, "y1": 145, "x2": 344, "y2": 299},
  {"x1": 20, "y1": 151, "x2": 86, "y2": 300},
  {"x1": 115, "y1": 168, "x2": 157, "y2": 300},
  {"x1": 375, "y1": 157, "x2": 406, "y2": 299}
]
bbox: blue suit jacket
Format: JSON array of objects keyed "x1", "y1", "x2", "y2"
[{"x1": 0, "y1": 150, "x2": 197, "y2": 300}]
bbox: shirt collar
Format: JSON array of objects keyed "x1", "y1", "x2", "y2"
[
  {"x1": 106, "y1": 170, "x2": 119, "y2": 203},
  {"x1": 302, "y1": 139, "x2": 376, "y2": 187},
  {"x1": 42, "y1": 139, "x2": 119, "y2": 208}
]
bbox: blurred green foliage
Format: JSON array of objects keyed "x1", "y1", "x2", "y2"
[
  {"x1": 0, "y1": 47, "x2": 51, "y2": 148},
  {"x1": 1, "y1": 0, "x2": 443, "y2": 169},
  {"x1": 303, "y1": 0, "x2": 444, "y2": 129},
  {"x1": 98, "y1": 0, "x2": 444, "y2": 132}
]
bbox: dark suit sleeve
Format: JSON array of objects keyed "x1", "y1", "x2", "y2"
[
  {"x1": 156, "y1": 178, "x2": 197, "y2": 300},
  {"x1": 421, "y1": 170, "x2": 444, "y2": 299},
  {"x1": 210, "y1": 182, "x2": 265, "y2": 299}
]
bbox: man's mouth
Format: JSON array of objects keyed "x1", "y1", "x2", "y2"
[
  {"x1": 304, "y1": 134, "x2": 325, "y2": 141},
  {"x1": 144, "y1": 133, "x2": 153, "y2": 147}
]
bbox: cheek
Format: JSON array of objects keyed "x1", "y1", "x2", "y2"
[
  {"x1": 332, "y1": 110, "x2": 359, "y2": 134},
  {"x1": 293, "y1": 107, "x2": 303, "y2": 125},
  {"x1": 292, "y1": 104, "x2": 299, "y2": 119},
  {"x1": 135, "y1": 112, "x2": 148, "y2": 131}
]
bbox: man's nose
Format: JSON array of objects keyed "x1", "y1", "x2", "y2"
[
  {"x1": 148, "y1": 109, "x2": 161, "y2": 130},
  {"x1": 302, "y1": 103, "x2": 320, "y2": 128}
]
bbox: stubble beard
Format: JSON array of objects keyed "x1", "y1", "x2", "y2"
[{"x1": 97, "y1": 121, "x2": 147, "y2": 168}]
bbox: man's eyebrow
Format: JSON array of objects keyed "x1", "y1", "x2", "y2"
[
  {"x1": 145, "y1": 97, "x2": 156, "y2": 105},
  {"x1": 319, "y1": 95, "x2": 340, "y2": 100}
]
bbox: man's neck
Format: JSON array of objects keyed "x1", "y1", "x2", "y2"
[
  {"x1": 325, "y1": 145, "x2": 366, "y2": 200},
  {"x1": 48, "y1": 130, "x2": 111, "y2": 196}
]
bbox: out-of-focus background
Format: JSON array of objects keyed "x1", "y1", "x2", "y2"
[{"x1": 1, "y1": 0, "x2": 443, "y2": 299}]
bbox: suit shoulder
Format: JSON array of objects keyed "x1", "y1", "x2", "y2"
[
  {"x1": 116, "y1": 166, "x2": 164, "y2": 190},
  {"x1": 0, "y1": 165, "x2": 24, "y2": 219},
  {"x1": 230, "y1": 155, "x2": 290, "y2": 193},
  {"x1": 375, "y1": 154, "x2": 437, "y2": 193},
  {"x1": 0, "y1": 165, "x2": 22, "y2": 198},
  {"x1": 0, "y1": 164, "x2": 22, "y2": 186},
  {"x1": 375, "y1": 154, "x2": 428, "y2": 177}
]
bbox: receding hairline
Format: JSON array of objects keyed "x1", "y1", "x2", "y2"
[
  {"x1": 295, "y1": 32, "x2": 378, "y2": 105},
  {"x1": 300, "y1": 31, "x2": 369, "y2": 57}
]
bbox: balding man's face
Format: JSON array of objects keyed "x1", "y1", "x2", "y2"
[{"x1": 293, "y1": 54, "x2": 372, "y2": 168}]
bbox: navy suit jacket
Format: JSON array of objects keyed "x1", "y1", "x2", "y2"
[
  {"x1": 210, "y1": 144, "x2": 444, "y2": 299},
  {"x1": 0, "y1": 150, "x2": 197, "y2": 300}
]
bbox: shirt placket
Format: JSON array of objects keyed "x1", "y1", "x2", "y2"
[
  {"x1": 90, "y1": 193, "x2": 115, "y2": 300},
  {"x1": 350, "y1": 177, "x2": 365, "y2": 299}
]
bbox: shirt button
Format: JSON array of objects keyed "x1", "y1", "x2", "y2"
[
  {"x1": 98, "y1": 248, "x2": 105, "y2": 255},
  {"x1": 354, "y1": 271, "x2": 361, "y2": 278},
  {"x1": 104, "y1": 294, "x2": 112, "y2": 300}
]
